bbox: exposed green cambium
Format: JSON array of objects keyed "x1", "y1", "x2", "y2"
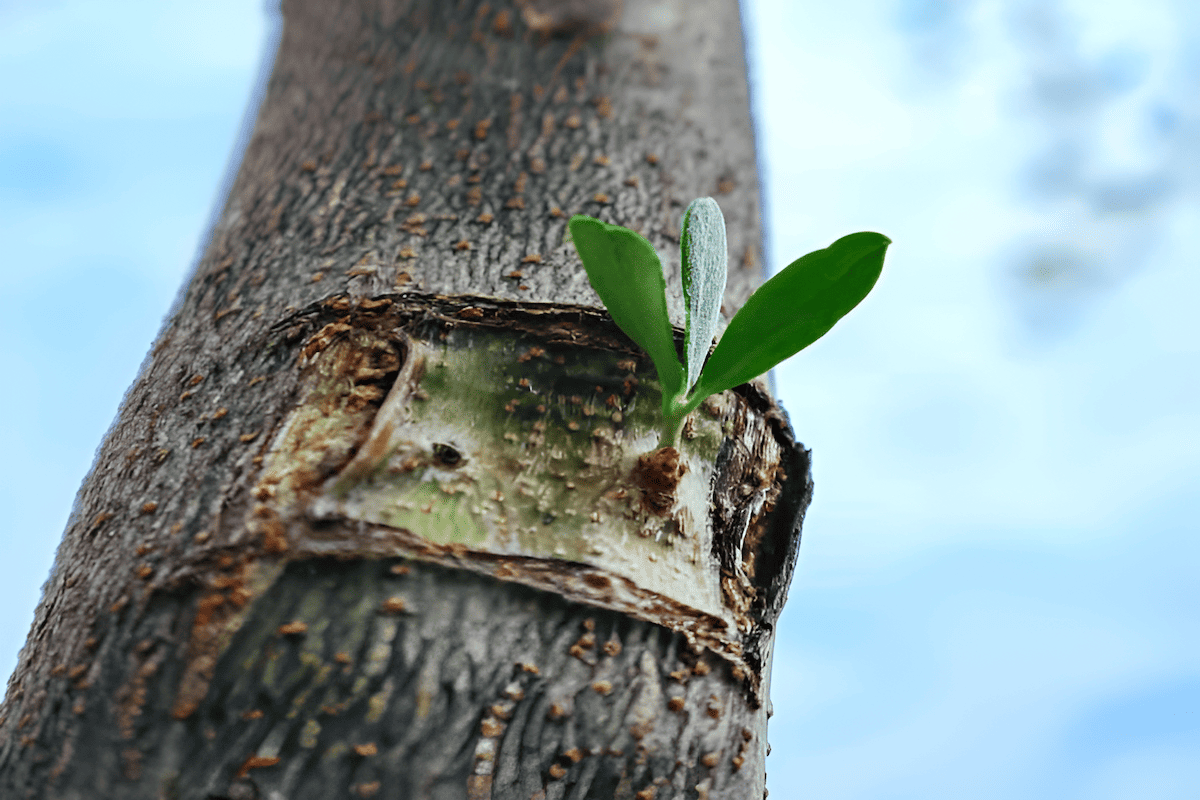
[
  {"x1": 571, "y1": 199, "x2": 891, "y2": 447},
  {"x1": 303, "y1": 324, "x2": 738, "y2": 622}
]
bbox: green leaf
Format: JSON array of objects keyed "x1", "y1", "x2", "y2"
[
  {"x1": 568, "y1": 215, "x2": 685, "y2": 402},
  {"x1": 693, "y1": 231, "x2": 890, "y2": 398},
  {"x1": 680, "y1": 197, "x2": 728, "y2": 394}
]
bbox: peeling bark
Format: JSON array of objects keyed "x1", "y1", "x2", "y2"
[{"x1": 0, "y1": 1, "x2": 810, "y2": 798}]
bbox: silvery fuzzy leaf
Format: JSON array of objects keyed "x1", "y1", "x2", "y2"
[{"x1": 680, "y1": 197, "x2": 728, "y2": 393}]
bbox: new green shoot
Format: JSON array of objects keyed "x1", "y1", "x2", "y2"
[{"x1": 569, "y1": 199, "x2": 890, "y2": 447}]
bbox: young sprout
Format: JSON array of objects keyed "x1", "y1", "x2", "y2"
[{"x1": 569, "y1": 199, "x2": 890, "y2": 448}]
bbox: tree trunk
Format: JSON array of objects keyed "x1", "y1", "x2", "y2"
[{"x1": 0, "y1": 1, "x2": 811, "y2": 798}]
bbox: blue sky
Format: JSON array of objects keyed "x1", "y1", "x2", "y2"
[{"x1": 1, "y1": 1, "x2": 1197, "y2": 797}]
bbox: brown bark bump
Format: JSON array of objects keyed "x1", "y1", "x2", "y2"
[
  {"x1": 632, "y1": 446, "x2": 687, "y2": 515},
  {"x1": 518, "y1": 0, "x2": 623, "y2": 36}
]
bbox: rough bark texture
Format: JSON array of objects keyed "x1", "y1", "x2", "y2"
[{"x1": 0, "y1": 1, "x2": 812, "y2": 798}]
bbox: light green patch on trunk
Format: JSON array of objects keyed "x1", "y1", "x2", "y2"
[{"x1": 309, "y1": 324, "x2": 733, "y2": 620}]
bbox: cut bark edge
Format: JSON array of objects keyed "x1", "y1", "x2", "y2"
[{"x1": 164, "y1": 292, "x2": 812, "y2": 716}]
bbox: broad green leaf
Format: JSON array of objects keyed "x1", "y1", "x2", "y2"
[
  {"x1": 568, "y1": 215, "x2": 685, "y2": 402},
  {"x1": 680, "y1": 197, "x2": 728, "y2": 393},
  {"x1": 693, "y1": 231, "x2": 890, "y2": 399}
]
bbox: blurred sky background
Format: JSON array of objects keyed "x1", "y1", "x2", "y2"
[{"x1": 1, "y1": 0, "x2": 1197, "y2": 797}]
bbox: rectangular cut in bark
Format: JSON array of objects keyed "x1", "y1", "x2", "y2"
[{"x1": 300, "y1": 324, "x2": 734, "y2": 624}]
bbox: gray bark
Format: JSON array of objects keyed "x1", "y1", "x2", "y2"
[{"x1": 0, "y1": 1, "x2": 811, "y2": 798}]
